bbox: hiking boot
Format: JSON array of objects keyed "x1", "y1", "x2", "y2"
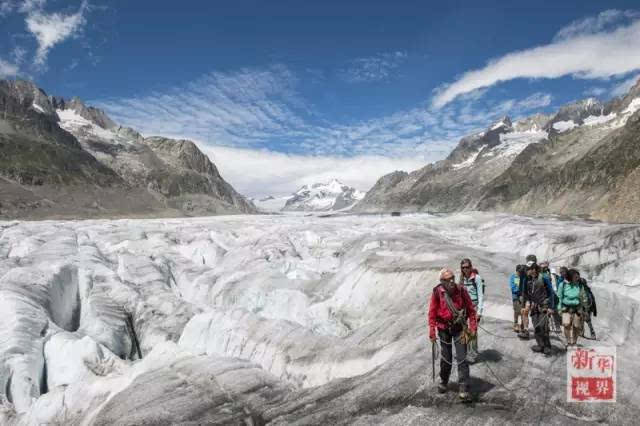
[
  {"x1": 531, "y1": 345, "x2": 543, "y2": 353},
  {"x1": 518, "y1": 330, "x2": 530, "y2": 340},
  {"x1": 543, "y1": 346, "x2": 552, "y2": 356},
  {"x1": 513, "y1": 323, "x2": 520, "y2": 332},
  {"x1": 459, "y1": 391, "x2": 472, "y2": 402},
  {"x1": 437, "y1": 382, "x2": 448, "y2": 394}
]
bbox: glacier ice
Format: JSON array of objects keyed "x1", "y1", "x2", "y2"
[{"x1": 0, "y1": 212, "x2": 638, "y2": 424}]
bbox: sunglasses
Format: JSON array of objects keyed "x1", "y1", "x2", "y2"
[{"x1": 461, "y1": 265, "x2": 471, "y2": 269}]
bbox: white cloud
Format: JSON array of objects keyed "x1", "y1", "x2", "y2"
[
  {"x1": 611, "y1": 73, "x2": 640, "y2": 97},
  {"x1": 25, "y1": 0, "x2": 88, "y2": 66},
  {"x1": 0, "y1": 57, "x2": 19, "y2": 77},
  {"x1": 340, "y1": 51, "x2": 407, "y2": 83},
  {"x1": 432, "y1": 11, "x2": 640, "y2": 108},
  {"x1": 553, "y1": 9, "x2": 640, "y2": 41},
  {"x1": 199, "y1": 145, "x2": 427, "y2": 197}
]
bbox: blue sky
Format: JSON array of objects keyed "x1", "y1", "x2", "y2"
[{"x1": 1, "y1": 1, "x2": 640, "y2": 196}]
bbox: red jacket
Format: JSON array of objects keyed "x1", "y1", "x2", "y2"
[{"x1": 428, "y1": 282, "x2": 478, "y2": 339}]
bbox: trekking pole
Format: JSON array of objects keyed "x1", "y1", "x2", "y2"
[{"x1": 432, "y1": 340, "x2": 436, "y2": 382}]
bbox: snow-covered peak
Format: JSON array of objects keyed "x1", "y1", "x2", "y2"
[
  {"x1": 56, "y1": 108, "x2": 116, "y2": 141},
  {"x1": 513, "y1": 113, "x2": 551, "y2": 132},
  {"x1": 283, "y1": 179, "x2": 365, "y2": 212},
  {"x1": 490, "y1": 116, "x2": 513, "y2": 131},
  {"x1": 52, "y1": 96, "x2": 117, "y2": 130}
]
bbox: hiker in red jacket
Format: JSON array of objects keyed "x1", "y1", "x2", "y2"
[{"x1": 428, "y1": 268, "x2": 478, "y2": 402}]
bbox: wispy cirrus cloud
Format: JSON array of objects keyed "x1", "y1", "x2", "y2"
[
  {"x1": 94, "y1": 64, "x2": 554, "y2": 195},
  {"x1": 96, "y1": 64, "x2": 552, "y2": 160},
  {"x1": 95, "y1": 64, "x2": 317, "y2": 149},
  {"x1": 553, "y1": 9, "x2": 640, "y2": 41},
  {"x1": 432, "y1": 9, "x2": 640, "y2": 108},
  {"x1": 339, "y1": 51, "x2": 407, "y2": 83}
]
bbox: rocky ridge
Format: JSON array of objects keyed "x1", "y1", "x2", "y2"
[
  {"x1": 0, "y1": 79, "x2": 256, "y2": 219},
  {"x1": 355, "y1": 79, "x2": 640, "y2": 223}
]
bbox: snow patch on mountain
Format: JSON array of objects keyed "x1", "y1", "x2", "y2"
[
  {"x1": 583, "y1": 113, "x2": 617, "y2": 126},
  {"x1": 622, "y1": 97, "x2": 640, "y2": 115},
  {"x1": 452, "y1": 128, "x2": 547, "y2": 170},
  {"x1": 452, "y1": 145, "x2": 485, "y2": 170},
  {"x1": 282, "y1": 179, "x2": 365, "y2": 212},
  {"x1": 552, "y1": 120, "x2": 577, "y2": 132},
  {"x1": 31, "y1": 103, "x2": 46, "y2": 114},
  {"x1": 56, "y1": 108, "x2": 115, "y2": 141},
  {"x1": 490, "y1": 130, "x2": 548, "y2": 159}
]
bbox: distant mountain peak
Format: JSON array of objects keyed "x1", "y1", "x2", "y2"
[
  {"x1": 52, "y1": 96, "x2": 117, "y2": 130},
  {"x1": 283, "y1": 179, "x2": 364, "y2": 212},
  {"x1": 490, "y1": 115, "x2": 512, "y2": 130}
]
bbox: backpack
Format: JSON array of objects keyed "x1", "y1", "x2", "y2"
[{"x1": 469, "y1": 269, "x2": 486, "y2": 295}]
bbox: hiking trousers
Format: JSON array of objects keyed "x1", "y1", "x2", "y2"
[
  {"x1": 531, "y1": 309, "x2": 551, "y2": 349},
  {"x1": 438, "y1": 328, "x2": 469, "y2": 392},
  {"x1": 513, "y1": 299, "x2": 522, "y2": 330},
  {"x1": 562, "y1": 309, "x2": 583, "y2": 345}
]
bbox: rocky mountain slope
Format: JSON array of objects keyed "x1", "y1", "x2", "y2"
[
  {"x1": 282, "y1": 179, "x2": 365, "y2": 212},
  {"x1": 0, "y1": 80, "x2": 256, "y2": 219},
  {"x1": 355, "y1": 80, "x2": 640, "y2": 223}
]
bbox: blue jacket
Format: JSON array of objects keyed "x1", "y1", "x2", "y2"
[{"x1": 509, "y1": 273, "x2": 524, "y2": 301}]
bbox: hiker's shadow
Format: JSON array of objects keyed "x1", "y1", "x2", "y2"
[
  {"x1": 476, "y1": 349, "x2": 502, "y2": 363},
  {"x1": 448, "y1": 377, "x2": 495, "y2": 401},
  {"x1": 469, "y1": 376, "x2": 495, "y2": 395}
]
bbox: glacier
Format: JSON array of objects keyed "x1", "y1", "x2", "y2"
[{"x1": 0, "y1": 212, "x2": 638, "y2": 424}]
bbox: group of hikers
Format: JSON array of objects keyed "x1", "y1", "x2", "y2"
[{"x1": 427, "y1": 255, "x2": 598, "y2": 402}]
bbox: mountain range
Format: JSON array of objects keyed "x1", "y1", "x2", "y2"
[
  {"x1": 3, "y1": 78, "x2": 640, "y2": 223},
  {"x1": 355, "y1": 79, "x2": 640, "y2": 223},
  {"x1": 0, "y1": 80, "x2": 256, "y2": 219}
]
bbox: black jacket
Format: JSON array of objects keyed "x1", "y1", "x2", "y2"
[
  {"x1": 580, "y1": 279, "x2": 597, "y2": 316},
  {"x1": 523, "y1": 275, "x2": 554, "y2": 309}
]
